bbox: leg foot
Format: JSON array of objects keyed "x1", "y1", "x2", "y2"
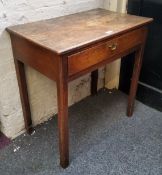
[
  {"x1": 27, "y1": 127, "x2": 35, "y2": 135},
  {"x1": 127, "y1": 105, "x2": 133, "y2": 117},
  {"x1": 60, "y1": 159, "x2": 69, "y2": 169}
]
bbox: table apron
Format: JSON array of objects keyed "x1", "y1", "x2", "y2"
[
  {"x1": 67, "y1": 27, "x2": 147, "y2": 81},
  {"x1": 10, "y1": 35, "x2": 60, "y2": 81}
]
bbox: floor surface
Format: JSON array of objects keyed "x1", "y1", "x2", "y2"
[{"x1": 0, "y1": 90, "x2": 162, "y2": 175}]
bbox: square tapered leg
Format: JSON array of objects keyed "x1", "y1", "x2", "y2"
[
  {"x1": 127, "y1": 45, "x2": 145, "y2": 117},
  {"x1": 14, "y1": 59, "x2": 33, "y2": 134}
]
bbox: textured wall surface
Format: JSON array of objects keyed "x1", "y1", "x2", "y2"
[{"x1": 0, "y1": 0, "x2": 105, "y2": 138}]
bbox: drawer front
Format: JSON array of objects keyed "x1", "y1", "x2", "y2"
[{"x1": 68, "y1": 27, "x2": 146, "y2": 76}]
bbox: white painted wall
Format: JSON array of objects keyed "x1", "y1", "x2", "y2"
[{"x1": 0, "y1": 0, "x2": 105, "y2": 138}]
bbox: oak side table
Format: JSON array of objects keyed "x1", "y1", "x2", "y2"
[{"x1": 6, "y1": 9, "x2": 153, "y2": 168}]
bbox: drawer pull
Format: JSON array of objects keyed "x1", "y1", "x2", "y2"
[{"x1": 108, "y1": 43, "x2": 118, "y2": 51}]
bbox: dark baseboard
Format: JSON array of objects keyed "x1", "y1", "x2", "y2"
[
  {"x1": 0, "y1": 132, "x2": 11, "y2": 150},
  {"x1": 120, "y1": 81, "x2": 162, "y2": 112},
  {"x1": 136, "y1": 84, "x2": 162, "y2": 112}
]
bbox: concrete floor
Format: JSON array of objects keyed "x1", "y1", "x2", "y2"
[{"x1": 0, "y1": 89, "x2": 162, "y2": 175}]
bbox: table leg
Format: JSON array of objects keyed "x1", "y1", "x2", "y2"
[
  {"x1": 127, "y1": 45, "x2": 144, "y2": 117},
  {"x1": 14, "y1": 59, "x2": 33, "y2": 134},
  {"x1": 57, "y1": 71, "x2": 69, "y2": 168},
  {"x1": 91, "y1": 69, "x2": 98, "y2": 95}
]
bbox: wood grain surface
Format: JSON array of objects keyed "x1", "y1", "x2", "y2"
[{"x1": 7, "y1": 9, "x2": 153, "y2": 54}]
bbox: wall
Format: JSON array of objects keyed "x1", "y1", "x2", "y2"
[{"x1": 0, "y1": 0, "x2": 105, "y2": 139}]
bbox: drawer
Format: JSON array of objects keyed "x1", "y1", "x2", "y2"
[{"x1": 68, "y1": 27, "x2": 146, "y2": 76}]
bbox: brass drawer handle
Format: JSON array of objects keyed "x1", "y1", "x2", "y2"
[{"x1": 108, "y1": 43, "x2": 118, "y2": 51}]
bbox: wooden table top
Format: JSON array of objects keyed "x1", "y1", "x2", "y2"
[{"x1": 7, "y1": 8, "x2": 152, "y2": 54}]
